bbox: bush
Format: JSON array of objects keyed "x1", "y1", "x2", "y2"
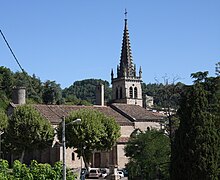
[{"x1": 0, "y1": 159, "x2": 77, "y2": 180}]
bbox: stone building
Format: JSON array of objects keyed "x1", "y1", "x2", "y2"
[
  {"x1": 111, "y1": 17, "x2": 143, "y2": 107},
  {"x1": 7, "y1": 15, "x2": 165, "y2": 169}
]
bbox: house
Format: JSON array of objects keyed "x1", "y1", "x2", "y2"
[{"x1": 7, "y1": 14, "x2": 165, "y2": 169}]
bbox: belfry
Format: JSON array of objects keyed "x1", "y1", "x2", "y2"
[{"x1": 111, "y1": 11, "x2": 143, "y2": 107}]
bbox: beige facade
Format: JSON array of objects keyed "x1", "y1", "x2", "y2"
[{"x1": 134, "y1": 121, "x2": 162, "y2": 132}]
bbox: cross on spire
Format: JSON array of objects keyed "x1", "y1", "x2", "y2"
[{"x1": 124, "y1": 9, "x2": 128, "y2": 20}]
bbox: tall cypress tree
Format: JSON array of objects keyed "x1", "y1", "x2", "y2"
[{"x1": 171, "y1": 77, "x2": 220, "y2": 179}]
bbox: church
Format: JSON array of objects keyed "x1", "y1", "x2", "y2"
[{"x1": 8, "y1": 14, "x2": 165, "y2": 169}]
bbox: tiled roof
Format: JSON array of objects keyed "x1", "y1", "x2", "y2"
[
  {"x1": 33, "y1": 104, "x2": 133, "y2": 126},
  {"x1": 117, "y1": 137, "x2": 130, "y2": 144},
  {"x1": 110, "y1": 103, "x2": 164, "y2": 122}
]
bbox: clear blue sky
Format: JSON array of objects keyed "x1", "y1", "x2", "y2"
[{"x1": 1, "y1": 1, "x2": 219, "y2": 88}]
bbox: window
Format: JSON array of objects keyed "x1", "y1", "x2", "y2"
[
  {"x1": 72, "y1": 152, "x2": 75, "y2": 161},
  {"x1": 129, "y1": 87, "x2": 133, "y2": 98},
  {"x1": 134, "y1": 87, "x2": 138, "y2": 98}
]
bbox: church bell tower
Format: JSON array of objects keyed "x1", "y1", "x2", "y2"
[{"x1": 111, "y1": 11, "x2": 143, "y2": 107}]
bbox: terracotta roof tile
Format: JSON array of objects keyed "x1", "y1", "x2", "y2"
[
  {"x1": 117, "y1": 137, "x2": 130, "y2": 143},
  {"x1": 111, "y1": 103, "x2": 164, "y2": 122},
  {"x1": 33, "y1": 104, "x2": 133, "y2": 126}
]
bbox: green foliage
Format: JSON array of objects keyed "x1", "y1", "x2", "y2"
[
  {"x1": 0, "y1": 109, "x2": 8, "y2": 131},
  {"x1": 0, "y1": 66, "x2": 185, "y2": 108},
  {"x1": 125, "y1": 130, "x2": 170, "y2": 179},
  {"x1": 0, "y1": 66, "x2": 14, "y2": 98},
  {"x1": 142, "y1": 82, "x2": 184, "y2": 110},
  {"x1": 13, "y1": 160, "x2": 33, "y2": 179},
  {"x1": 64, "y1": 94, "x2": 92, "y2": 106},
  {"x1": 0, "y1": 160, "x2": 76, "y2": 180},
  {"x1": 191, "y1": 71, "x2": 209, "y2": 83},
  {"x1": 171, "y1": 73, "x2": 220, "y2": 179},
  {"x1": 216, "y1": 62, "x2": 220, "y2": 76},
  {"x1": 42, "y1": 80, "x2": 64, "y2": 104},
  {"x1": 0, "y1": 159, "x2": 10, "y2": 179},
  {"x1": 63, "y1": 79, "x2": 112, "y2": 104},
  {"x1": 57, "y1": 108, "x2": 120, "y2": 168},
  {"x1": 5, "y1": 105, "x2": 54, "y2": 162}
]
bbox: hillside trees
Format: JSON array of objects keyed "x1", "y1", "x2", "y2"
[
  {"x1": 42, "y1": 80, "x2": 63, "y2": 104},
  {"x1": 57, "y1": 109, "x2": 120, "y2": 169},
  {"x1": 0, "y1": 66, "x2": 14, "y2": 98},
  {"x1": 125, "y1": 130, "x2": 170, "y2": 179},
  {"x1": 63, "y1": 79, "x2": 112, "y2": 104},
  {"x1": 142, "y1": 82, "x2": 184, "y2": 110},
  {"x1": 5, "y1": 105, "x2": 54, "y2": 163},
  {"x1": 171, "y1": 72, "x2": 220, "y2": 179}
]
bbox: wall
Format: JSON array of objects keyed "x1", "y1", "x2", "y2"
[
  {"x1": 134, "y1": 121, "x2": 162, "y2": 131},
  {"x1": 117, "y1": 144, "x2": 128, "y2": 169}
]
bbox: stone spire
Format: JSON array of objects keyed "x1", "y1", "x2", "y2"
[{"x1": 118, "y1": 10, "x2": 136, "y2": 78}]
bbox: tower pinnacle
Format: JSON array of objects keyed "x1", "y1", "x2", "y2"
[{"x1": 124, "y1": 8, "x2": 128, "y2": 20}]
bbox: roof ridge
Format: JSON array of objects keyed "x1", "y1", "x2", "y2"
[{"x1": 110, "y1": 104, "x2": 136, "y2": 122}]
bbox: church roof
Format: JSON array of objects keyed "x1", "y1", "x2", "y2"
[
  {"x1": 32, "y1": 104, "x2": 133, "y2": 126},
  {"x1": 110, "y1": 103, "x2": 164, "y2": 122},
  {"x1": 9, "y1": 103, "x2": 164, "y2": 125}
]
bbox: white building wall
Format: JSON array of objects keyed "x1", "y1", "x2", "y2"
[
  {"x1": 120, "y1": 126, "x2": 135, "y2": 137},
  {"x1": 117, "y1": 144, "x2": 128, "y2": 169},
  {"x1": 60, "y1": 147, "x2": 83, "y2": 169},
  {"x1": 134, "y1": 122, "x2": 161, "y2": 132}
]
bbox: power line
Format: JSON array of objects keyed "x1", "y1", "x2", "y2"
[
  {"x1": 0, "y1": 29, "x2": 41, "y2": 101},
  {"x1": 0, "y1": 30, "x2": 25, "y2": 73}
]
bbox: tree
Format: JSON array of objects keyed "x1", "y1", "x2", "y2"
[
  {"x1": 42, "y1": 80, "x2": 63, "y2": 104},
  {"x1": 171, "y1": 73, "x2": 220, "y2": 179},
  {"x1": 0, "y1": 66, "x2": 14, "y2": 98},
  {"x1": 5, "y1": 105, "x2": 54, "y2": 163},
  {"x1": 0, "y1": 159, "x2": 77, "y2": 180},
  {"x1": 0, "y1": 109, "x2": 8, "y2": 131},
  {"x1": 124, "y1": 130, "x2": 170, "y2": 179},
  {"x1": 0, "y1": 109, "x2": 8, "y2": 159},
  {"x1": 57, "y1": 109, "x2": 120, "y2": 169},
  {"x1": 63, "y1": 79, "x2": 112, "y2": 104}
]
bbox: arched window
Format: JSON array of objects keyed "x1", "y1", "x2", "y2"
[
  {"x1": 116, "y1": 87, "x2": 118, "y2": 99},
  {"x1": 134, "y1": 87, "x2": 138, "y2": 98},
  {"x1": 129, "y1": 87, "x2": 133, "y2": 98},
  {"x1": 120, "y1": 87, "x2": 123, "y2": 99}
]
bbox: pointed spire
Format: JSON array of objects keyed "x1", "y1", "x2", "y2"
[
  {"x1": 118, "y1": 10, "x2": 135, "y2": 78},
  {"x1": 139, "y1": 66, "x2": 142, "y2": 78},
  {"x1": 111, "y1": 69, "x2": 114, "y2": 81}
]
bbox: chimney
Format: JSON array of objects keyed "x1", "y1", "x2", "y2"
[
  {"x1": 95, "y1": 84, "x2": 104, "y2": 106},
  {"x1": 12, "y1": 87, "x2": 26, "y2": 105}
]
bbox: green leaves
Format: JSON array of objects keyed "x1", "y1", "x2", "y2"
[
  {"x1": 5, "y1": 105, "x2": 54, "y2": 162},
  {"x1": 125, "y1": 130, "x2": 170, "y2": 179},
  {"x1": 171, "y1": 75, "x2": 220, "y2": 179},
  {"x1": 62, "y1": 79, "x2": 112, "y2": 104},
  {"x1": 0, "y1": 109, "x2": 8, "y2": 131},
  {"x1": 57, "y1": 108, "x2": 120, "y2": 168},
  {"x1": 0, "y1": 160, "x2": 76, "y2": 180}
]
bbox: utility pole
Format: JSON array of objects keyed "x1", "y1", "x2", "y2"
[
  {"x1": 62, "y1": 116, "x2": 66, "y2": 180},
  {"x1": 62, "y1": 117, "x2": 81, "y2": 180}
]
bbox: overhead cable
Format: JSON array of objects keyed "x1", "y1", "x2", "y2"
[{"x1": 0, "y1": 30, "x2": 25, "y2": 73}]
